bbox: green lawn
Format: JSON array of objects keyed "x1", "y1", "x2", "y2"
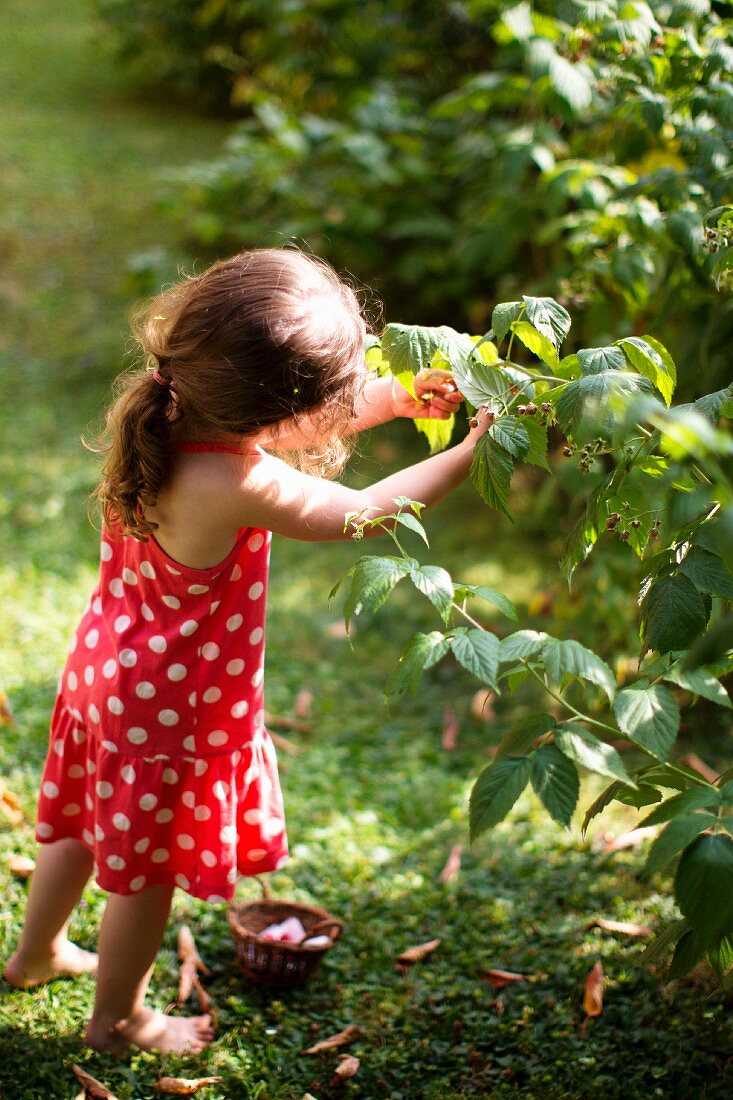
[{"x1": 0, "y1": 2, "x2": 731, "y2": 1098}]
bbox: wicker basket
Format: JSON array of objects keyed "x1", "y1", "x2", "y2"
[{"x1": 227, "y1": 879, "x2": 342, "y2": 990}]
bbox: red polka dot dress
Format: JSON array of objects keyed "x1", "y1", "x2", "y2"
[{"x1": 35, "y1": 442, "x2": 289, "y2": 902}]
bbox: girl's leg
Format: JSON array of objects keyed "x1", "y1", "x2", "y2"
[
  {"x1": 3, "y1": 838, "x2": 97, "y2": 987},
  {"x1": 86, "y1": 885, "x2": 213, "y2": 1055}
]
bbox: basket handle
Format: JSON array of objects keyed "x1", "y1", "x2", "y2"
[{"x1": 298, "y1": 916, "x2": 343, "y2": 944}]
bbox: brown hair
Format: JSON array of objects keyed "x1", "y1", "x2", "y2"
[{"x1": 91, "y1": 248, "x2": 368, "y2": 539}]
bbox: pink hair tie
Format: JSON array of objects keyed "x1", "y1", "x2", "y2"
[{"x1": 151, "y1": 368, "x2": 171, "y2": 387}]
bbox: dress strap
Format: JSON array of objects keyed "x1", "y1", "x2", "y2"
[{"x1": 170, "y1": 441, "x2": 262, "y2": 456}]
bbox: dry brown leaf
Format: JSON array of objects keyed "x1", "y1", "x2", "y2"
[
  {"x1": 441, "y1": 705, "x2": 459, "y2": 751},
  {"x1": 153, "y1": 1078, "x2": 223, "y2": 1096},
  {"x1": 178, "y1": 957, "x2": 197, "y2": 1005},
  {"x1": 193, "y1": 975, "x2": 214, "y2": 1014},
  {"x1": 438, "y1": 844, "x2": 462, "y2": 884},
  {"x1": 333, "y1": 1055, "x2": 360, "y2": 1081},
  {"x1": 470, "y1": 689, "x2": 496, "y2": 723},
  {"x1": 602, "y1": 826, "x2": 658, "y2": 852},
  {"x1": 71, "y1": 1065, "x2": 119, "y2": 1100},
  {"x1": 0, "y1": 780, "x2": 23, "y2": 826},
  {"x1": 177, "y1": 925, "x2": 210, "y2": 1006},
  {"x1": 477, "y1": 968, "x2": 527, "y2": 989},
  {"x1": 587, "y1": 917, "x2": 652, "y2": 937},
  {"x1": 680, "y1": 752, "x2": 718, "y2": 784},
  {"x1": 7, "y1": 853, "x2": 35, "y2": 878},
  {"x1": 303, "y1": 1024, "x2": 363, "y2": 1055},
  {"x1": 0, "y1": 690, "x2": 15, "y2": 726},
  {"x1": 178, "y1": 925, "x2": 210, "y2": 973},
  {"x1": 396, "y1": 938, "x2": 441, "y2": 968},
  {"x1": 584, "y1": 961, "x2": 604, "y2": 1018},
  {"x1": 294, "y1": 690, "x2": 313, "y2": 719}
]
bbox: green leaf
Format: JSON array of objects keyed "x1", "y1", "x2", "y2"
[
  {"x1": 694, "y1": 383, "x2": 733, "y2": 425},
  {"x1": 449, "y1": 628, "x2": 500, "y2": 690},
  {"x1": 408, "y1": 564, "x2": 454, "y2": 623},
  {"x1": 640, "y1": 787, "x2": 722, "y2": 827},
  {"x1": 682, "y1": 615, "x2": 733, "y2": 671},
  {"x1": 613, "y1": 684, "x2": 680, "y2": 762},
  {"x1": 663, "y1": 664, "x2": 732, "y2": 709},
  {"x1": 641, "y1": 573, "x2": 711, "y2": 655},
  {"x1": 581, "y1": 780, "x2": 624, "y2": 837},
  {"x1": 393, "y1": 511, "x2": 429, "y2": 545},
  {"x1": 554, "y1": 370, "x2": 651, "y2": 437},
  {"x1": 470, "y1": 434, "x2": 514, "y2": 516},
  {"x1": 387, "y1": 631, "x2": 451, "y2": 696},
  {"x1": 635, "y1": 919, "x2": 690, "y2": 969},
  {"x1": 708, "y1": 931, "x2": 733, "y2": 980},
  {"x1": 644, "y1": 814, "x2": 718, "y2": 877},
  {"x1": 510, "y1": 320, "x2": 559, "y2": 367},
  {"x1": 667, "y1": 930, "x2": 705, "y2": 980},
  {"x1": 454, "y1": 584, "x2": 518, "y2": 621},
  {"x1": 577, "y1": 346, "x2": 626, "y2": 375},
  {"x1": 617, "y1": 336, "x2": 676, "y2": 406},
  {"x1": 521, "y1": 295, "x2": 571, "y2": 350},
  {"x1": 451, "y1": 360, "x2": 512, "y2": 407},
  {"x1": 499, "y1": 630, "x2": 549, "y2": 662},
  {"x1": 674, "y1": 834, "x2": 733, "y2": 942},
  {"x1": 522, "y1": 417, "x2": 550, "y2": 470},
  {"x1": 340, "y1": 555, "x2": 413, "y2": 627},
  {"x1": 488, "y1": 415, "x2": 530, "y2": 460},
  {"x1": 679, "y1": 547, "x2": 733, "y2": 599},
  {"x1": 414, "y1": 414, "x2": 455, "y2": 454},
  {"x1": 554, "y1": 724, "x2": 632, "y2": 784},
  {"x1": 469, "y1": 756, "x2": 532, "y2": 841},
  {"x1": 491, "y1": 301, "x2": 523, "y2": 346},
  {"x1": 495, "y1": 713, "x2": 555, "y2": 760},
  {"x1": 541, "y1": 638, "x2": 616, "y2": 702},
  {"x1": 530, "y1": 744, "x2": 579, "y2": 827},
  {"x1": 381, "y1": 324, "x2": 475, "y2": 376}
]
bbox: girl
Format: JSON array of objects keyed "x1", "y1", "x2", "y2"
[{"x1": 3, "y1": 248, "x2": 492, "y2": 1055}]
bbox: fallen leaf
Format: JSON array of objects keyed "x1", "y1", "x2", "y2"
[
  {"x1": 0, "y1": 780, "x2": 23, "y2": 826},
  {"x1": 303, "y1": 1024, "x2": 363, "y2": 1055},
  {"x1": 333, "y1": 1055, "x2": 360, "y2": 1081},
  {"x1": 177, "y1": 925, "x2": 210, "y2": 1007},
  {"x1": 0, "y1": 690, "x2": 15, "y2": 726},
  {"x1": 192, "y1": 975, "x2": 213, "y2": 1014},
  {"x1": 438, "y1": 844, "x2": 462, "y2": 884},
  {"x1": 396, "y1": 939, "x2": 441, "y2": 968},
  {"x1": 153, "y1": 1078, "x2": 223, "y2": 1096},
  {"x1": 71, "y1": 1065, "x2": 118, "y2": 1100},
  {"x1": 441, "y1": 705, "x2": 459, "y2": 751},
  {"x1": 602, "y1": 826, "x2": 658, "y2": 852},
  {"x1": 470, "y1": 689, "x2": 496, "y2": 723},
  {"x1": 584, "y1": 961, "x2": 604, "y2": 1019},
  {"x1": 477, "y1": 968, "x2": 527, "y2": 989},
  {"x1": 586, "y1": 917, "x2": 652, "y2": 937},
  {"x1": 7, "y1": 853, "x2": 35, "y2": 878},
  {"x1": 294, "y1": 690, "x2": 313, "y2": 719},
  {"x1": 680, "y1": 752, "x2": 718, "y2": 784}
]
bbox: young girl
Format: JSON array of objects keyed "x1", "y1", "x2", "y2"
[{"x1": 4, "y1": 248, "x2": 492, "y2": 1055}]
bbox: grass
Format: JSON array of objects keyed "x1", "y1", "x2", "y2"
[{"x1": 1, "y1": 1, "x2": 732, "y2": 1097}]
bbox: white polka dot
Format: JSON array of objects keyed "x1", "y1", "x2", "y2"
[
  {"x1": 62, "y1": 802, "x2": 81, "y2": 816},
  {"x1": 210, "y1": 600, "x2": 221, "y2": 614},
  {"x1": 151, "y1": 848, "x2": 169, "y2": 863},
  {"x1": 107, "y1": 854, "x2": 126, "y2": 871},
  {"x1": 167, "y1": 664, "x2": 187, "y2": 682},
  {"x1": 84, "y1": 665, "x2": 95, "y2": 686},
  {"x1": 130, "y1": 875, "x2": 147, "y2": 891},
  {"x1": 158, "y1": 709, "x2": 179, "y2": 727},
  {"x1": 201, "y1": 850, "x2": 217, "y2": 867},
  {"x1": 113, "y1": 812, "x2": 131, "y2": 831},
  {"x1": 67, "y1": 763, "x2": 84, "y2": 779},
  {"x1": 109, "y1": 577, "x2": 124, "y2": 598},
  {"x1": 71, "y1": 726, "x2": 86, "y2": 746},
  {"x1": 166, "y1": 564, "x2": 182, "y2": 576},
  {"x1": 194, "y1": 805, "x2": 211, "y2": 821},
  {"x1": 96, "y1": 781, "x2": 114, "y2": 799},
  {"x1": 203, "y1": 687, "x2": 222, "y2": 703},
  {"x1": 188, "y1": 692, "x2": 197, "y2": 708},
  {"x1": 119, "y1": 648, "x2": 137, "y2": 668},
  {"x1": 42, "y1": 781, "x2": 60, "y2": 799},
  {"x1": 114, "y1": 615, "x2": 131, "y2": 633},
  {"x1": 227, "y1": 867, "x2": 238, "y2": 884},
  {"x1": 202, "y1": 642, "x2": 220, "y2": 661},
  {"x1": 162, "y1": 595, "x2": 181, "y2": 610},
  {"x1": 194, "y1": 760, "x2": 208, "y2": 778},
  {"x1": 134, "y1": 837, "x2": 151, "y2": 853},
  {"x1": 248, "y1": 533, "x2": 265, "y2": 553},
  {"x1": 244, "y1": 808, "x2": 264, "y2": 825},
  {"x1": 107, "y1": 696, "x2": 125, "y2": 715},
  {"x1": 251, "y1": 666, "x2": 264, "y2": 687},
  {"x1": 188, "y1": 583, "x2": 209, "y2": 595},
  {"x1": 249, "y1": 627, "x2": 264, "y2": 646},
  {"x1": 53, "y1": 739, "x2": 65, "y2": 757},
  {"x1": 86, "y1": 758, "x2": 96, "y2": 774},
  {"x1": 213, "y1": 780, "x2": 229, "y2": 800},
  {"x1": 231, "y1": 701, "x2": 249, "y2": 719},
  {"x1": 140, "y1": 560, "x2": 156, "y2": 579},
  {"x1": 227, "y1": 659, "x2": 245, "y2": 676},
  {"x1": 226, "y1": 614, "x2": 243, "y2": 632},
  {"x1": 37, "y1": 822, "x2": 54, "y2": 838},
  {"x1": 156, "y1": 808, "x2": 174, "y2": 824},
  {"x1": 275, "y1": 854, "x2": 290, "y2": 870},
  {"x1": 92, "y1": 597, "x2": 103, "y2": 615},
  {"x1": 67, "y1": 671, "x2": 78, "y2": 691},
  {"x1": 182, "y1": 790, "x2": 196, "y2": 808},
  {"x1": 85, "y1": 628, "x2": 99, "y2": 648},
  {"x1": 86, "y1": 793, "x2": 94, "y2": 811},
  {"x1": 136, "y1": 681, "x2": 156, "y2": 699},
  {"x1": 263, "y1": 817, "x2": 285, "y2": 839},
  {"x1": 220, "y1": 825, "x2": 236, "y2": 844},
  {"x1": 121, "y1": 764, "x2": 136, "y2": 784},
  {"x1": 102, "y1": 659, "x2": 117, "y2": 679},
  {"x1": 248, "y1": 581, "x2": 264, "y2": 600},
  {"x1": 82, "y1": 828, "x2": 95, "y2": 845},
  {"x1": 149, "y1": 635, "x2": 167, "y2": 653},
  {"x1": 122, "y1": 568, "x2": 138, "y2": 585},
  {"x1": 177, "y1": 833, "x2": 195, "y2": 849},
  {"x1": 127, "y1": 727, "x2": 148, "y2": 745},
  {"x1": 230, "y1": 565, "x2": 242, "y2": 582},
  {"x1": 247, "y1": 848, "x2": 267, "y2": 861},
  {"x1": 141, "y1": 603, "x2": 155, "y2": 622},
  {"x1": 175, "y1": 873, "x2": 190, "y2": 889},
  {"x1": 162, "y1": 767, "x2": 179, "y2": 784},
  {"x1": 207, "y1": 729, "x2": 229, "y2": 747},
  {"x1": 207, "y1": 894, "x2": 228, "y2": 904},
  {"x1": 139, "y1": 792, "x2": 157, "y2": 810},
  {"x1": 101, "y1": 739, "x2": 118, "y2": 753},
  {"x1": 101, "y1": 541, "x2": 113, "y2": 561},
  {"x1": 69, "y1": 634, "x2": 78, "y2": 653},
  {"x1": 231, "y1": 750, "x2": 241, "y2": 766},
  {"x1": 180, "y1": 619, "x2": 198, "y2": 637},
  {"x1": 94, "y1": 824, "x2": 105, "y2": 841},
  {"x1": 182, "y1": 735, "x2": 196, "y2": 752},
  {"x1": 88, "y1": 704, "x2": 100, "y2": 724}
]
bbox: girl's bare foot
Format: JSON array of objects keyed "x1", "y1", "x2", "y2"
[
  {"x1": 86, "y1": 1007, "x2": 214, "y2": 1055},
  {"x1": 3, "y1": 941, "x2": 98, "y2": 988}
]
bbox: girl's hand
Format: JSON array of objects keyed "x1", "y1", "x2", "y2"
[{"x1": 392, "y1": 368, "x2": 465, "y2": 420}]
